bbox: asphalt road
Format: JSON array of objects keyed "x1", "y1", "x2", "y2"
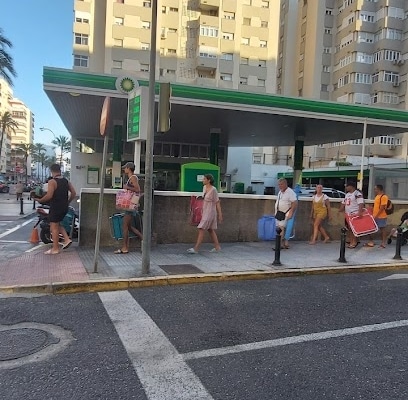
[{"x1": 1, "y1": 271, "x2": 408, "y2": 399}]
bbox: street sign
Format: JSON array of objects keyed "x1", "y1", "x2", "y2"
[{"x1": 127, "y1": 87, "x2": 148, "y2": 141}]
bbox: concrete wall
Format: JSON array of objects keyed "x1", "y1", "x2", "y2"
[{"x1": 79, "y1": 189, "x2": 408, "y2": 248}]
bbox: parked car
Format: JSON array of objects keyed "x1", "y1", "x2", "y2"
[
  {"x1": 298, "y1": 187, "x2": 346, "y2": 198},
  {"x1": 0, "y1": 181, "x2": 9, "y2": 193}
]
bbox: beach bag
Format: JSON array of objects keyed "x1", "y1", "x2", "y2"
[
  {"x1": 190, "y1": 196, "x2": 204, "y2": 226},
  {"x1": 116, "y1": 190, "x2": 139, "y2": 211}
]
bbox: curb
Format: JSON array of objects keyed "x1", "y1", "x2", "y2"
[{"x1": 1, "y1": 262, "x2": 407, "y2": 295}]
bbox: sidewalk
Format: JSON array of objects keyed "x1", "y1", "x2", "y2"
[{"x1": 1, "y1": 239, "x2": 407, "y2": 294}]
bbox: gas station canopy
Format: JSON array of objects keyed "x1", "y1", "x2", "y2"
[{"x1": 44, "y1": 67, "x2": 408, "y2": 148}]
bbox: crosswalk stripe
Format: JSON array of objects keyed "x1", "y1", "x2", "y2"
[
  {"x1": 379, "y1": 274, "x2": 408, "y2": 280},
  {"x1": 99, "y1": 291, "x2": 213, "y2": 400},
  {"x1": 183, "y1": 319, "x2": 408, "y2": 360}
]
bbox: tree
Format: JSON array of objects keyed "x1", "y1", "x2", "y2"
[
  {"x1": 51, "y1": 135, "x2": 71, "y2": 166},
  {"x1": 0, "y1": 111, "x2": 18, "y2": 165},
  {"x1": 32, "y1": 143, "x2": 46, "y2": 179},
  {"x1": 16, "y1": 143, "x2": 35, "y2": 184},
  {"x1": 0, "y1": 28, "x2": 17, "y2": 86}
]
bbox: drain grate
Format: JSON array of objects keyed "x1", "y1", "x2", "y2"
[
  {"x1": 0, "y1": 328, "x2": 59, "y2": 361},
  {"x1": 159, "y1": 264, "x2": 203, "y2": 275}
]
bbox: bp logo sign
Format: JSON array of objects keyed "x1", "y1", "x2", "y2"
[{"x1": 116, "y1": 76, "x2": 138, "y2": 94}]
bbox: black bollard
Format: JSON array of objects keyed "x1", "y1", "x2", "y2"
[
  {"x1": 272, "y1": 226, "x2": 282, "y2": 266},
  {"x1": 19, "y1": 196, "x2": 24, "y2": 215},
  {"x1": 393, "y1": 227, "x2": 403, "y2": 260},
  {"x1": 338, "y1": 227, "x2": 347, "y2": 263}
]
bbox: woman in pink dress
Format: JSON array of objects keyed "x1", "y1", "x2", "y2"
[{"x1": 187, "y1": 174, "x2": 223, "y2": 254}]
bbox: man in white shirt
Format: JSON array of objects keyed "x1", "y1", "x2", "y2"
[
  {"x1": 339, "y1": 181, "x2": 364, "y2": 248},
  {"x1": 275, "y1": 178, "x2": 297, "y2": 249}
]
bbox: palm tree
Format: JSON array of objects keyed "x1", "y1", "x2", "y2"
[
  {"x1": 0, "y1": 29, "x2": 17, "y2": 86},
  {"x1": 17, "y1": 143, "x2": 35, "y2": 184},
  {"x1": 51, "y1": 135, "x2": 71, "y2": 166},
  {"x1": 0, "y1": 111, "x2": 18, "y2": 164},
  {"x1": 32, "y1": 143, "x2": 46, "y2": 180}
]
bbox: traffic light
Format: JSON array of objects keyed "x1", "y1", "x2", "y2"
[{"x1": 157, "y1": 82, "x2": 171, "y2": 133}]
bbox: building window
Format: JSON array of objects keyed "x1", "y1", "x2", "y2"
[
  {"x1": 113, "y1": 60, "x2": 122, "y2": 69},
  {"x1": 241, "y1": 37, "x2": 250, "y2": 46},
  {"x1": 324, "y1": 28, "x2": 332, "y2": 34},
  {"x1": 141, "y1": 42, "x2": 150, "y2": 50},
  {"x1": 325, "y1": 9, "x2": 333, "y2": 15},
  {"x1": 261, "y1": 0, "x2": 269, "y2": 8},
  {"x1": 338, "y1": 74, "x2": 350, "y2": 87},
  {"x1": 169, "y1": 7, "x2": 178, "y2": 12},
  {"x1": 356, "y1": 52, "x2": 373, "y2": 64},
  {"x1": 142, "y1": 21, "x2": 150, "y2": 29},
  {"x1": 321, "y1": 84, "x2": 328, "y2": 92},
  {"x1": 140, "y1": 64, "x2": 149, "y2": 72},
  {"x1": 114, "y1": 38, "x2": 123, "y2": 47},
  {"x1": 354, "y1": 73, "x2": 371, "y2": 84},
  {"x1": 116, "y1": 0, "x2": 124, "y2": 3},
  {"x1": 74, "y1": 55, "x2": 89, "y2": 67},
  {"x1": 220, "y1": 53, "x2": 233, "y2": 61},
  {"x1": 161, "y1": 6, "x2": 166, "y2": 13},
  {"x1": 322, "y1": 65, "x2": 330, "y2": 72},
  {"x1": 75, "y1": 17, "x2": 89, "y2": 24},
  {"x1": 114, "y1": 17, "x2": 124, "y2": 25},
  {"x1": 224, "y1": 12, "x2": 235, "y2": 20},
  {"x1": 143, "y1": 1, "x2": 151, "y2": 8},
  {"x1": 259, "y1": 40, "x2": 267, "y2": 48},
  {"x1": 258, "y1": 60, "x2": 266, "y2": 67},
  {"x1": 323, "y1": 47, "x2": 331, "y2": 54},
  {"x1": 200, "y1": 26, "x2": 219, "y2": 37},
  {"x1": 357, "y1": 31, "x2": 374, "y2": 43},
  {"x1": 220, "y1": 73, "x2": 232, "y2": 81},
  {"x1": 222, "y1": 32, "x2": 234, "y2": 40},
  {"x1": 74, "y1": 33, "x2": 89, "y2": 45},
  {"x1": 261, "y1": 21, "x2": 268, "y2": 28},
  {"x1": 240, "y1": 57, "x2": 249, "y2": 65},
  {"x1": 258, "y1": 79, "x2": 265, "y2": 87},
  {"x1": 167, "y1": 48, "x2": 177, "y2": 54},
  {"x1": 168, "y1": 28, "x2": 177, "y2": 34},
  {"x1": 243, "y1": 18, "x2": 251, "y2": 26},
  {"x1": 240, "y1": 77, "x2": 248, "y2": 85}
]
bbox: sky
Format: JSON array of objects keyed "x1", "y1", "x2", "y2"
[{"x1": 1, "y1": 0, "x2": 73, "y2": 145}]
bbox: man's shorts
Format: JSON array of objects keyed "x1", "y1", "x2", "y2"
[{"x1": 276, "y1": 218, "x2": 288, "y2": 228}]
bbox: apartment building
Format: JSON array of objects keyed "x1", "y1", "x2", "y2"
[
  {"x1": 74, "y1": 0, "x2": 280, "y2": 90},
  {"x1": 72, "y1": 0, "x2": 296, "y2": 171},
  {"x1": 279, "y1": 0, "x2": 408, "y2": 168},
  {"x1": 0, "y1": 79, "x2": 13, "y2": 174}
]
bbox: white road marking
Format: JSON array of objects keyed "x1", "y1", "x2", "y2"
[
  {"x1": 26, "y1": 243, "x2": 46, "y2": 252},
  {"x1": 183, "y1": 319, "x2": 408, "y2": 360},
  {"x1": 0, "y1": 217, "x2": 36, "y2": 239},
  {"x1": 379, "y1": 274, "x2": 408, "y2": 280},
  {"x1": 0, "y1": 240, "x2": 30, "y2": 243},
  {"x1": 99, "y1": 291, "x2": 213, "y2": 400}
]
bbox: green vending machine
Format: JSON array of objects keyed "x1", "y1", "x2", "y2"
[{"x1": 180, "y1": 162, "x2": 220, "y2": 192}]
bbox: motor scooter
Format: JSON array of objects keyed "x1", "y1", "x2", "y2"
[{"x1": 34, "y1": 205, "x2": 79, "y2": 244}]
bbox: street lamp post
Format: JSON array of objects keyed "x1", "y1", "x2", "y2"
[{"x1": 39, "y1": 127, "x2": 56, "y2": 139}]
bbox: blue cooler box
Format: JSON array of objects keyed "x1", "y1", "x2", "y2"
[
  {"x1": 257, "y1": 215, "x2": 276, "y2": 241},
  {"x1": 109, "y1": 212, "x2": 143, "y2": 240}
]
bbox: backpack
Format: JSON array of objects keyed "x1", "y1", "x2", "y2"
[{"x1": 380, "y1": 194, "x2": 394, "y2": 215}]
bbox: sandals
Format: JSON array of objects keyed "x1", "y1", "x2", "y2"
[
  {"x1": 363, "y1": 242, "x2": 375, "y2": 248},
  {"x1": 114, "y1": 249, "x2": 129, "y2": 254},
  {"x1": 347, "y1": 243, "x2": 359, "y2": 249},
  {"x1": 61, "y1": 240, "x2": 72, "y2": 250}
]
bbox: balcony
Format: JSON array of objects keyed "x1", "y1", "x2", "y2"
[
  {"x1": 197, "y1": 56, "x2": 218, "y2": 69},
  {"x1": 199, "y1": 14, "x2": 219, "y2": 27},
  {"x1": 199, "y1": 0, "x2": 219, "y2": 11}
]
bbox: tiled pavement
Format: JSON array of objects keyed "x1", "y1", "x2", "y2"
[{"x1": 0, "y1": 239, "x2": 407, "y2": 291}]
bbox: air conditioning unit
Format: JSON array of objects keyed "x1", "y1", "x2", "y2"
[
  {"x1": 389, "y1": 145, "x2": 396, "y2": 150},
  {"x1": 398, "y1": 59, "x2": 405, "y2": 65}
]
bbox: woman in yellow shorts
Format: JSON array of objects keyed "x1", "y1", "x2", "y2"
[{"x1": 309, "y1": 185, "x2": 332, "y2": 244}]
